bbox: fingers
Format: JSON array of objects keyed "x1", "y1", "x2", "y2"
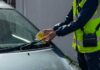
[
  {"x1": 42, "y1": 29, "x2": 53, "y2": 35},
  {"x1": 37, "y1": 28, "x2": 56, "y2": 42},
  {"x1": 42, "y1": 31, "x2": 56, "y2": 42}
]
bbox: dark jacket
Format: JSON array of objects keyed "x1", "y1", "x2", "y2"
[{"x1": 53, "y1": 0, "x2": 98, "y2": 36}]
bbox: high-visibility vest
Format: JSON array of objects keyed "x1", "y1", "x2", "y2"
[{"x1": 72, "y1": 0, "x2": 100, "y2": 53}]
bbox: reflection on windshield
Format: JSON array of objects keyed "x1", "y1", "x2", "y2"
[
  {"x1": 12, "y1": 34, "x2": 31, "y2": 43},
  {"x1": 0, "y1": 9, "x2": 38, "y2": 48}
]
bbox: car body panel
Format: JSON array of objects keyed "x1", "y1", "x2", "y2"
[{"x1": 0, "y1": 48, "x2": 69, "y2": 70}]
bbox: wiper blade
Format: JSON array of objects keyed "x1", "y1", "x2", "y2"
[
  {"x1": 0, "y1": 40, "x2": 50, "y2": 53},
  {"x1": 20, "y1": 40, "x2": 50, "y2": 50},
  {"x1": 0, "y1": 46, "x2": 20, "y2": 53}
]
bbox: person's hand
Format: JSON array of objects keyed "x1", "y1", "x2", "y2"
[{"x1": 42, "y1": 28, "x2": 56, "y2": 42}]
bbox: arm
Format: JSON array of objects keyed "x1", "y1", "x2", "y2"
[
  {"x1": 53, "y1": 8, "x2": 73, "y2": 31},
  {"x1": 55, "y1": 0, "x2": 98, "y2": 36}
]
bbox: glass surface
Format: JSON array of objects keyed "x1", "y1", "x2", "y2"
[{"x1": 0, "y1": 9, "x2": 38, "y2": 48}]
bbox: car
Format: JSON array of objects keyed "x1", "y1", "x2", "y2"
[{"x1": 0, "y1": 1, "x2": 80, "y2": 70}]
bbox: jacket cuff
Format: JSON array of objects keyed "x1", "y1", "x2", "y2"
[
  {"x1": 54, "y1": 26, "x2": 68, "y2": 36},
  {"x1": 53, "y1": 22, "x2": 62, "y2": 31}
]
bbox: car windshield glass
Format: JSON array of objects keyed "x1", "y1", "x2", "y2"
[{"x1": 0, "y1": 9, "x2": 38, "y2": 48}]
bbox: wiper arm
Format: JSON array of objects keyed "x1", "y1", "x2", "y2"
[
  {"x1": 20, "y1": 40, "x2": 50, "y2": 50},
  {"x1": 0, "y1": 40, "x2": 50, "y2": 53}
]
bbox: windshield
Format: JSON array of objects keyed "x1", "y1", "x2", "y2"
[{"x1": 0, "y1": 9, "x2": 38, "y2": 48}]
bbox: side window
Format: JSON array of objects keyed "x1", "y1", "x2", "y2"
[{"x1": 3, "y1": 0, "x2": 16, "y2": 8}]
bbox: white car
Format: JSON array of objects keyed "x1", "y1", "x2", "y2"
[{"x1": 0, "y1": 1, "x2": 80, "y2": 70}]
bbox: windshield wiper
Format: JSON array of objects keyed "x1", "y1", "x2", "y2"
[
  {"x1": 19, "y1": 40, "x2": 50, "y2": 50},
  {"x1": 0, "y1": 40, "x2": 50, "y2": 53}
]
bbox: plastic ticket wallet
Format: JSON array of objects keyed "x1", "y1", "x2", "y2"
[
  {"x1": 35, "y1": 31, "x2": 50, "y2": 47},
  {"x1": 35, "y1": 31, "x2": 45, "y2": 41}
]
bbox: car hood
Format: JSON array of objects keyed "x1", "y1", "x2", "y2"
[{"x1": 0, "y1": 48, "x2": 79, "y2": 70}]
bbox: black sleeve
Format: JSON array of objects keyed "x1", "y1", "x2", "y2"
[
  {"x1": 56, "y1": 0, "x2": 98, "y2": 36},
  {"x1": 53, "y1": 8, "x2": 73, "y2": 31}
]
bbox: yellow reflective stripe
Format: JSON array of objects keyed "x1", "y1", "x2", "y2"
[
  {"x1": 73, "y1": 0, "x2": 87, "y2": 22},
  {"x1": 73, "y1": 0, "x2": 79, "y2": 22},
  {"x1": 79, "y1": 0, "x2": 86, "y2": 8},
  {"x1": 73, "y1": 0, "x2": 77, "y2": 17}
]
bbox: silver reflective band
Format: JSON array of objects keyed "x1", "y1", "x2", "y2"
[
  {"x1": 73, "y1": 36, "x2": 100, "y2": 46},
  {"x1": 97, "y1": 37, "x2": 100, "y2": 42},
  {"x1": 73, "y1": 15, "x2": 78, "y2": 22},
  {"x1": 54, "y1": 22, "x2": 61, "y2": 27},
  {"x1": 92, "y1": 1, "x2": 100, "y2": 19}
]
